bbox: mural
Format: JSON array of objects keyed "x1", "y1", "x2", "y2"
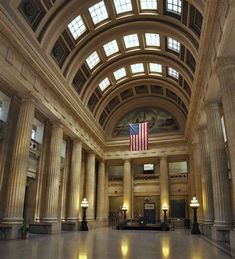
[{"x1": 112, "y1": 107, "x2": 179, "y2": 137}]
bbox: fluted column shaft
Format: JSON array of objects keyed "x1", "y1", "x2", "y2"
[
  {"x1": 160, "y1": 157, "x2": 169, "y2": 221},
  {"x1": 217, "y1": 59, "x2": 235, "y2": 219},
  {"x1": 67, "y1": 139, "x2": 82, "y2": 221},
  {"x1": 192, "y1": 142, "x2": 203, "y2": 222},
  {"x1": 3, "y1": 96, "x2": 35, "y2": 223},
  {"x1": 79, "y1": 158, "x2": 85, "y2": 219},
  {"x1": 85, "y1": 152, "x2": 96, "y2": 220},
  {"x1": 97, "y1": 160, "x2": 106, "y2": 221},
  {"x1": 123, "y1": 159, "x2": 132, "y2": 219},
  {"x1": 206, "y1": 103, "x2": 233, "y2": 228},
  {"x1": 43, "y1": 122, "x2": 63, "y2": 222},
  {"x1": 198, "y1": 128, "x2": 214, "y2": 224}
]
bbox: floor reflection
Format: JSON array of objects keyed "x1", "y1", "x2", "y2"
[
  {"x1": 161, "y1": 236, "x2": 170, "y2": 258},
  {"x1": 121, "y1": 236, "x2": 129, "y2": 257}
]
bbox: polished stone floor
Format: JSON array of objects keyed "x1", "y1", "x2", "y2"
[{"x1": 0, "y1": 228, "x2": 232, "y2": 259}]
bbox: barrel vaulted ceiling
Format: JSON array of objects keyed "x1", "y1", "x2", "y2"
[{"x1": 5, "y1": 0, "x2": 205, "y2": 140}]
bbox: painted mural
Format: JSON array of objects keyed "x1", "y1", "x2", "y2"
[{"x1": 112, "y1": 107, "x2": 179, "y2": 137}]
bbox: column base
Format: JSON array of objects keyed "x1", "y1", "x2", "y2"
[
  {"x1": 202, "y1": 222, "x2": 213, "y2": 238},
  {"x1": 29, "y1": 222, "x2": 61, "y2": 234},
  {"x1": 96, "y1": 219, "x2": 109, "y2": 228},
  {"x1": 0, "y1": 223, "x2": 22, "y2": 240},
  {"x1": 61, "y1": 221, "x2": 79, "y2": 231},
  {"x1": 230, "y1": 230, "x2": 235, "y2": 253},
  {"x1": 211, "y1": 225, "x2": 232, "y2": 243}
]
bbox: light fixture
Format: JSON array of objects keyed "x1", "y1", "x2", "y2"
[
  {"x1": 190, "y1": 197, "x2": 201, "y2": 234},
  {"x1": 79, "y1": 198, "x2": 89, "y2": 231}
]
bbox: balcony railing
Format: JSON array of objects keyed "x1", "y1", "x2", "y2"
[
  {"x1": 170, "y1": 173, "x2": 187, "y2": 180},
  {"x1": 29, "y1": 139, "x2": 41, "y2": 157},
  {"x1": 134, "y1": 174, "x2": 159, "y2": 180}
]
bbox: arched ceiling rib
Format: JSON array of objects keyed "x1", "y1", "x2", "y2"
[{"x1": 13, "y1": 0, "x2": 204, "y2": 139}]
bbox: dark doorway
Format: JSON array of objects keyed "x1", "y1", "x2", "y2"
[
  {"x1": 144, "y1": 203, "x2": 156, "y2": 224},
  {"x1": 170, "y1": 199, "x2": 186, "y2": 218}
]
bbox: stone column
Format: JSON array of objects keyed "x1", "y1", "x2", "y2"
[
  {"x1": 67, "y1": 139, "x2": 82, "y2": 225},
  {"x1": 43, "y1": 122, "x2": 63, "y2": 232},
  {"x1": 159, "y1": 157, "x2": 169, "y2": 221},
  {"x1": 192, "y1": 141, "x2": 203, "y2": 223},
  {"x1": 97, "y1": 160, "x2": 106, "y2": 224},
  {"x1": 2, "y1": 95, "x2": 35, "y2": 237},
  {"x1": 34, "y1": 122, "x2": 51, "y2": 222},
  {"x1": 123, "y1": 159, "x2": 132, "y2": 219},
  {"x1": 79, "y1": 156, "x2": 85, "y2": 220},
  {"x1": 198, "y1": 127, "x2": 214, "y2": 236},
  {"x1": 217, "y1": 58, "x2": 235, "y2": 220},
  {"x1": 85, "y1": 152, "x2": 96, "y2": 220},
  {"x1": 206, "y1": 103, "x2": 233, "y2": 241}
]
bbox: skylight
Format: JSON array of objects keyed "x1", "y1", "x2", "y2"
[
  {"x1": 145, "y1": 33, "x2": 160, "y2": 47},
  {"x1": 103, "y1": 40, "x2": 119, "y2": 57},
  {"x1": 86, "y1": 51, "x2": 100, "y2": 69},
  {"x1": 99, "y1": 77, "x2": 110, "y2": 91},
  {"x1": 166, "y1": 0, "x2": 182, "y2": 15},
  {"x1": 88, "y1": 1, "x2": 109, "y2": 25},
  {"x1": 113, "y1": 0, "x2": 133, "y2": 14},
  {"x1": 131, "y1": 63, "x2": 144, "y2": 73},
  {"x1": 140, "y1": 0, "x2": 157, "y2": 10},
  {"x1": 113, "y1": 67, "x2": 127, "y2": 80},
  {"x1": 68, "y1": 15, "x2": 86, "y2": 40},
  {"x1": 168, "y1": 67, "x2": 179, "y2": 79},
  {"x1": 167, "y1": 37, "x2": 181, "y2": 53},
  {"x1": 149, "y1": 63, "x2": 162, "y2": 73},
  {"x1": 123, "y1": 34, "x2": 139, "y2": 48}
]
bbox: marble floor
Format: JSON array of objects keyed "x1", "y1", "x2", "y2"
[{"x1": 0, "y1": 228, "x2": 233, "y2": 259}]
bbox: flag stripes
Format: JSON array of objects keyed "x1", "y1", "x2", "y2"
[{"x1": 129, "y1": 122, "x2": 148, "y2": 151}]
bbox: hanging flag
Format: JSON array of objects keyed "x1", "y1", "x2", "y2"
[{"x1": 129, "y1": 122, "x2": 148, "y2": 151}]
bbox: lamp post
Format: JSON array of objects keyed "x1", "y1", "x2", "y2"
[
  {"x1": 162, "y1": 204, "x2": 169, "y2": 222},
  {"x1": 190, "y1": 197, "x2": 201, "y2": 234},
  {"x1": 122, "y1": 204, "x2": 128, "y2": 221},
  {"x1": 79, "y1": 198, "x2": 89, "y2": 231}
]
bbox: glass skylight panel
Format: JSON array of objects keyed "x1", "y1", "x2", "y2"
[
  {"x1": 149, "y1": 63, "x2": 162, "y2": 73},
  {"x1": 89, "y1": 1, "x2": 108, "y2": 25},
  {"x1": 167, "y1": 37, "x2": 181, "y2": 52},
  {"x1": 167, "y1": 0, "x2": 182, "y2": 15},
  {"x1": 140, "y1": 0, "x2": 157, "y2": 10},
  {"x1": 131, "y1": 63, "x2": 144, "y2": 73},
  {"x1": 168, "y1": 67, "x2": 179, "y2": 79},
  {"x1": 114, "y1": 0, "x2": 133, "y2": 14},
  {"x1": 68, "y1": 15, "x2": 86, "y2": 40},
  {"x1": 103, "y1": 40, "x2": 119, "y2": 57},
  {"x1": 123, "y1": 34, "x2": 139, "y2": 48},
  {"x1": 99, "y1": 77, "x2": 110, "y2": 91},
  {"x1": 113, "y1": 67, "x2": 127, "y2": 80},
  {"x1": 86, "y1": 51, "x2": 100, "y2": 69},
  {"x1": 145, "y1": 33, "x2": 160, "y2": 47}
]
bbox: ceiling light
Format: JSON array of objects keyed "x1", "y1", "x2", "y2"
[
  {"x1": 166, "y1": 0, "x2": 182, "y2": 15},
  {"x1": 167, "y1": 37, "x2": 181, "y2": 53},
  {"x1": 99, "y1": 77, "x2": 110, "y2": 91},
  {"x1": 113, "y1": 67, "x2": 127, "y2": 80},
  {"x1": 168, "y1": 67, "x2": 179, "y2": 79},
  {"x1": 123, "y1": 34, "x2": 139, "y2": 48},
  {"x1": 68, "y1": 15, "x2": 86, "y2": 40},
  {"x1": 103, "y1": 40, "x2": 119, "y2": 57},
  {"x1": 140, "y1": 0, "x2": 157, "y2": 10},
  {"x1": 145, "y1": 33, "x2": 160, "y2": 47},
  {"x1": 131, "y1": 63, "x2": 144, "y2": 73},
  {"x1": 149, "y1": 63, "x2": 162, "y2": 73},
  {"x1": 89, "y1": 1, "x2": 109, "y2": 25},
  {"x1": 113, "y1": 0, "x2": 133, "y2": 14},
  {"x1": 86, "y1": 51, "x2": 101, "y2": 69}
]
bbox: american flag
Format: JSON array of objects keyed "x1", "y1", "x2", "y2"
[{"x1": 129, "y1": 122, "x2": 148, "y2": 151}]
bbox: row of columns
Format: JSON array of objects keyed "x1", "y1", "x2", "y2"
[
  {"x1": 190, "y1": 58, "x2": 235, "y2": 240},
  {"x1": 1, "y1": 95, "x2": 108, "y2": 236}
]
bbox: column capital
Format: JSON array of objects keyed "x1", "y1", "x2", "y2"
[
  {"x1": 21, "y1": 91, "x2": 37, "y2": 104},
  {"x1": 216, "y1": 57, "x2": 235, "y2": 73},
  {"x1": 51, "y1": 120, "x2": 64, "y2": 129},
  {"x1": 160, "y1": 156, "x2": 168, "y2": 160},
  {"x1": 205, "y1": 101, "x2": 221, "y2": 111}
]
